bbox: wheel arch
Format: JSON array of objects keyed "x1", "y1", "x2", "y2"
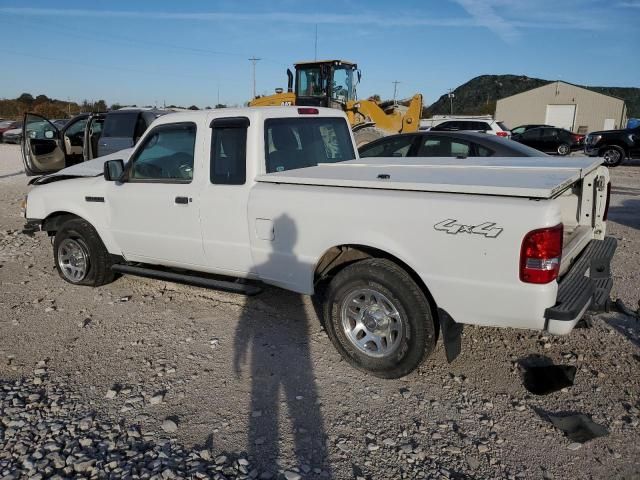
[
  {"x1": 313, "y1": 244, "x2": 440, "y2": 331},
  {"x1": 42, "y1": 211, "x2": 83, "y2": 235},
  {"x1": 599, "y1": 143, "x2": 628, "y2": 157}
]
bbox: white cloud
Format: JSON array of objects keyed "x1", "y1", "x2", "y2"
[
  {"x1": 0, "y1": 5, "x2": 608, "y2": 32},
  {"x1": 453, "y1": 0, "x2": 519, "y2": 42}
]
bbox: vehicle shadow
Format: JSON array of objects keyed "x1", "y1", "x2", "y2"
[
  {"x1": 608, "y1": 198, "x2": 640, "y2": 230},
  {"x1": 605, "y1": 312, "x2": 640, "y2": 348},
  {"x1": 233, "y1": 214, "x2": 331, "y2": 476}
]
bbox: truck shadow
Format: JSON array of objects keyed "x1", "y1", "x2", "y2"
[
  {"x1": 605, "y1": 313, "x2": 640, "y2": 348},
  {"x1": 608, "y1": 198, "x2": 640, "y2": 230},
  {"x1": 233, "y1": 214, "x2": 332, "y2": 476}
]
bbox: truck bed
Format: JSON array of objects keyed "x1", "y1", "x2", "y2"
[{"x1": 257, "y1": 156, "x2": 603, "y2": 199}]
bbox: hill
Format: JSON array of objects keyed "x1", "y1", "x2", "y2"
[{"x1": 424, "y1": 75, "x2": 640, "y2": 118}]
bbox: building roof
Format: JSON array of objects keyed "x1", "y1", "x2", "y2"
[{"x1": 498, "y1": 80, "x2": 625, "y2": 104}]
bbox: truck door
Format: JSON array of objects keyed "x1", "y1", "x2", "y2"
[
  {"x1": 106, "y1": 121, "x2": 206, "y2": 267},
  {"x1": 199, "y1": 116, "x2": 255, "y2": 275},
  {"x1": 21, "y1": 113, "x2": 66, "y2": 175}
]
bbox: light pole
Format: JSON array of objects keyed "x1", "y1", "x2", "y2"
[
  {"x1": 448, "y1": 88, "x2": 455, "y2": 115},
  {"x1": 249, "y1": 56, "x2": 261, "y2": 99}
]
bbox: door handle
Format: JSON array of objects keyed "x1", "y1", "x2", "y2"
[{"x1": 175, "y1": 196, "x2": 190, "y2": 204}]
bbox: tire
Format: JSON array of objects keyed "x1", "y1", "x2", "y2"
[
  {"x1": 353, "y1": 127, "x2": 387, "y2": 147},
  {"x1": 322, "y1": 258, "x2": 436, "y2": 378},
  {"x1": 557, "y1": 143, "x2": 570, "y2": 156},
  {"x1": 53, "y1": 218, "x2": 115, "y2": 287},
  {"x1": 600, "y1": 145, "x2": 625, "y2": 167}
]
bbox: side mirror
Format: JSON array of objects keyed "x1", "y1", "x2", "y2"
[
  {"x1": 104, "y1": 159, "x2": 125, "y2": 181},
  {"x1": 44, "y1": 130, "x2": 55, "y2": 139}
]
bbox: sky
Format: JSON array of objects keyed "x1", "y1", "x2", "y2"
[{"x1": 0, "y1": 0, "x2": 638, "y2": 108}]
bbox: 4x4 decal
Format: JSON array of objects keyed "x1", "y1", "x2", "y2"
[{"x1": 434, "y1": 219, "x2": 503, "y2": 238}]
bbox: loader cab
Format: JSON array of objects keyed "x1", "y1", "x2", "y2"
[{"x1": 294, "y1": 60, "x2": 358, "y2": 109}]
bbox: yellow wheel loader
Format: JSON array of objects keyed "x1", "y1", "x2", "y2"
[{"x1": 249, "y1": 60, "x2": 422, "y2": 146}]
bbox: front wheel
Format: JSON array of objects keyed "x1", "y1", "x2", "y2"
[
  {"x1": 53, "y1": 218, "x2": 115, "y2": 287},
  {"x1": 557, "y1": 143, "x2": 570, "y2": 156},
  {"x1": 322, "y1": 258, "x2": 436, "y2": 378},
  {"x1": 600, "y1": 146, "x2": 625, "y2": 167}
]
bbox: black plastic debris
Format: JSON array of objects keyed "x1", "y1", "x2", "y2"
[
  {"x1": 545, "y1": 413, "x2": 609, "y2": 443},
  {"x1": 522, "y1": 364, "x2": 577, "y2": 395}
]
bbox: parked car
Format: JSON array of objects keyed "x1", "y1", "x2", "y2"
[
  {"x1": 359, "y1": 131, "x2": 548, "y2": 159},
  {"x1": 511, "y1": 127, "x2": 584, "y2": 155},
  {"x1": 21, "y1": 109, "x2": 168, "y2": 175},
  {"x1": 509, "y1": 124, "x2": 552, "y2": 136},
  {"x1": 429, "y1": 119, "x2": 511, "y2": 137},
  {"x1": 584, "y1": 125, "x2": 640, "y2": 167},
  {"x1": 2, "y1": 126, "x2": 24, "y2": 144},
  {"x1": 23, "y1": 107, "x2": 615, "y2": 378},
  {"x1": 0, "y1": 120, "x2": 21, "y2": 142}
]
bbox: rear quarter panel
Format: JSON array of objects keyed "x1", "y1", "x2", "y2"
[{"x1": 249, "y1": 183, "x2": 562, "y2": 331}]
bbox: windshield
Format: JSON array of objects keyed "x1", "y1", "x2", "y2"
[
  {"x1": 296, "y1": 66, "x2": 324, "y2": 97},
  {"x1": 264, "y1": 117, "x2": 355, "y2": 173},
  {"x1": 331, "y1": 66, "x2": 354, "y2": 102}
]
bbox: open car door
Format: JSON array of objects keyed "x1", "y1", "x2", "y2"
[
  {"x1": 83, "y1": 113, "x2": 105, "y2": 160},
  {"x1": 21, "y1": 113, "x2": 66, "y2": 176}
]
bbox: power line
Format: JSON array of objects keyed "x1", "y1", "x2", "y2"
[{"x1": 249, "y1": 57, "x2": 261, "y2": 99}]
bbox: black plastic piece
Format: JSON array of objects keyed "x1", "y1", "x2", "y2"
[
  {"x1": 22, "y1": 219, "x2": 42, "y2": 236},
  {"x1": 545, "y1": 237, "x2": 617, "y2": 321},
  {"x1": 174, "y1": 196, "x2": 189, "y2": 204},
  {"x1": 111, "y1": 264, "x2": 262, "y2": 296},
  {"x1": 438, "y1": 308, "x2": 463, "y2": 363}
]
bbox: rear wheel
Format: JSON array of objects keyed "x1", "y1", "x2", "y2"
[
  {"x1": 353, "y1": 127, "x2": 387, "y2": 147},
  {"x1": 53, "y1": 218, "x2": 114, "y2": 287},
  {"x1": 557, "y1": 143, "x2": 570, "y2": 156},
  {"x1": 322, "y1": 258, "x2": 436, "y2": 378},
  {"x1": 600, "y1": 145, "x2": 624, "y2": 167}
]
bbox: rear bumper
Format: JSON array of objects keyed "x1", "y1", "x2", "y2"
[{"x1": 545, "y1": 236, "x2": 617, "y2": 334}]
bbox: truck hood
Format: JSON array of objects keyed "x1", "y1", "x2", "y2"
[
  {"x1": 256, "y1": 156, "x2": 604, "y2": 198},
  {"x1": 588, "y1": 128, "x2": 635, "y2": 136},
  {"x1": 30, "y1": 149, "x2": 133, "y2": 185}
]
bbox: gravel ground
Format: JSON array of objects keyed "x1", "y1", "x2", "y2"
[{"x1": 1, "y1": 144, "x2": 639, "y2": 480}]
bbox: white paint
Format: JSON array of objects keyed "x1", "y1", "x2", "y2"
[{"x1": 603, "y1": 118, "x2": 615, "y2": 130}]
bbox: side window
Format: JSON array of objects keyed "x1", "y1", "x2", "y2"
[
  {"x1": 522, "y1": 129, "x2": 541, "y2": 140},
  {"x1": 102, "y1": 112, "x2": 139, "y2": 138},
  {"x1": 418, "y1": 136, "x2": 470, "y2": 157},
  {"x1": 475, "y1": 144, "x2": 494, "y2": 157},
  {"x1": 359, "y1": 136, "x2": 414, "y2": 158},
  {"x1": 210, "y1": 118, "x2": 248, "y2": 185},
  {"x1": 64, "y1": 118, "x2": 88, "y2": 146},
  {"x1": 129, "y1": 123, "x2": 196, "y2": 182}
]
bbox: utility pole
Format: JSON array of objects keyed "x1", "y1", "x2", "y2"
[
  {"x1": 448, "y1": 88, "x2": 455, "y2": 115},
  {"x1": 392, "y1": 80, "x2": 401, "y2": 105},
  {"x1": 248, "y1": 56, "x2": 261, "y2": 99},
  {"x1": 314, "y1": 24, "x2": 318, "y2": 60}
]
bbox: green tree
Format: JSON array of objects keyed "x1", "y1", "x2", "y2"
[{"x1": 188, "y1": 105, "x2": 199, "y2": 110}]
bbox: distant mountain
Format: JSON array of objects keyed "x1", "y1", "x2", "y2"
[{"x1": 424, "y1": 75, "x2": 640, "y2": 119}]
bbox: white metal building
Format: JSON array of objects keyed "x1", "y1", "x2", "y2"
[{"x1": 495, "y1": 81, "x2": 628, "y2": 134}]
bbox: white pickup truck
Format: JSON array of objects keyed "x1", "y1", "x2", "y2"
[{"x1": 23, "y1": 106, "x2": 616, "y2": 378}]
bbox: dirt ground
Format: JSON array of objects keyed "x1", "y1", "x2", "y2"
[{"x1": 1, "y1": 144, "x2": 639, "y2": 479}]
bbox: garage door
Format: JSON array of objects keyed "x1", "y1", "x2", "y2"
[{"x1": 545, "y1": 105, "x2": 576, "y2": 131}]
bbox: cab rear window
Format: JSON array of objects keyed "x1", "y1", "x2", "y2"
[{"x1": 264, "y1": 117, "x2": 355, "y2": 173}]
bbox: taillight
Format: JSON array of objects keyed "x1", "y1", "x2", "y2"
[
  {"x1": 520, "y1": 224, "x2": 563, "y2": 284},
  {"x1": 297, "y1": 107, "x2": 319, "y2": 115},
  {"x1": 496, "y1": 131, "x2": 509, "y2": 137},
  {"x1": 603, "y1": 182, "x2": 611, "y2": 221},
  {"x1": 572, "y1": 134, "x2": 584, "y2": 143}
]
